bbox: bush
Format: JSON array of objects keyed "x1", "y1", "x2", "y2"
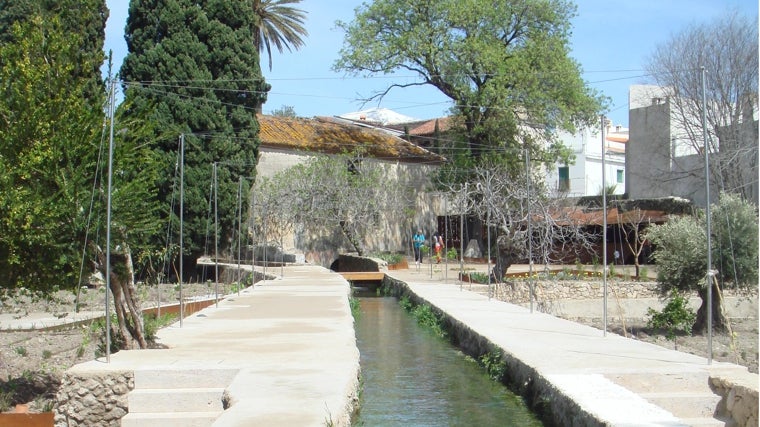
[
  {"x1": 373, "y1": 252, "x2": 404, "y2": 265},
  {"x1": 646, "y1": 293, "x2": 695, "y2": 349}
]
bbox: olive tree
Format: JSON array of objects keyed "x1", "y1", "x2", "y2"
[{"x1": 647, "y1": 193, "x2": 758, "y2": 333}]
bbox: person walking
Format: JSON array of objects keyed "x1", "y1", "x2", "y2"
[
  {"x1": 413, "y1": 229, "x2": 425, "y2": 264},
  {"x1": 432, "y1": 231, "x2": 444, "y2": 264}
]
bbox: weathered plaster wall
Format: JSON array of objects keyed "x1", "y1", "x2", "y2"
[{"x1": 256, "y1": 149, "x2": 440, "y2": 268}]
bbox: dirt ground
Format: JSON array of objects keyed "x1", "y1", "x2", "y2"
[
  {"x1": 0, "y1": 280, "x2": 757, "y2": 414},
  {"x1": 0, "y1": 282, "x2": 217, "y2": 413}
]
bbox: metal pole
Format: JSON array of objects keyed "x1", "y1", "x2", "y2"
[
  {"x1": 237, "y1": 177, "x2": 243, "y2": 295},
  {"x1": 460, "y1": 184, "x2": 465, "y2": 291},
  {"x1": 105, "y1": 79, "x2": 116, "y2": 362},
  {"x1": 486, "y1": 172, "x2": 492, "y2": 300},
  {"x1": 179, "y1": 135, "x2": 184, "y2": 327},
  {"x1": 444, "y1": 197, "x2": 448, "y2": 282},
  {"x1": 251, "y1": 189, "x2": 256, "y2": 285},
  {"x1": 702, "y1": 66, "x2": 713, "y2": 364},
  {"x1": 213, "y1": 163, "x2": 219, "y2": 306},
  {"x1": 526, "y1": 145, "x2": 534, "y2": 313},
  {"x1": 602, "y1": 115, "x2": 608, "y2": 337}
]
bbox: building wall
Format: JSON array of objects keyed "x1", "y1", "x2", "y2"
[
  {"x1": 256, "y1": 149, "x2": 439, "y2": 268},
  {"x1": 626, "y1": 85, "x2": 756, "y2": 207},
  {"x1": 547, "y1": 127, "x2": 626, "y2": 197},
  {"x1": 627, "y1": 100, "x2": 673, "y2": 200}
]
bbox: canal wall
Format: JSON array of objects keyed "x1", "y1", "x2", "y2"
[
  {"x1": 382, "y1": 275, "x2": 601, "y2": 425},
  {"x1": 381, "y1": 274, "x2": 758, "y2": 427}
]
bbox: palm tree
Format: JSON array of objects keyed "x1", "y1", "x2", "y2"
[{"x1": 252, "y1": 0, "x2": 308, "y2": 71}]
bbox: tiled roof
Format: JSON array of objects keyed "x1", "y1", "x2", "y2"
[
  {"x1": 408, "y1": 117, "x2": 454, "y2": 135},
  {"x1": 606, "y1": 135, "x2": 629, "y2": 143},
  {"x1": 548, "y1": 207, "x2": 672, "y2": 226},
  {"x1": 257, "y1": 115, "x2": 445, "y2": 164}
]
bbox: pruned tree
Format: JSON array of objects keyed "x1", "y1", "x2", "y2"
[
  {"x1": 465, "y1": 159, "x2": 594, "y2": 282},
  {"x1": 256, "y1": 152, "x2": 411, "y2": 258},
  {"x1": 251, "y1": 173, "x2": 295, "y2": 262},
  {"x1": 617, "y1": 207, "x2": 651, "y2": 279},
  {"x1": 645, "y1": 10, "x2": 758, "y2": 204}
]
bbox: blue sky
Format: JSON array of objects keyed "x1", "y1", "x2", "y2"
[{"x1": 104, "y1": 0, "x2": 758, "y2": 127}]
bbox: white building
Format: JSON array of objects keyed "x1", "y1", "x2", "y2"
[{"x1": 546, "y1": 121, "x2": 628, "y2": 197}]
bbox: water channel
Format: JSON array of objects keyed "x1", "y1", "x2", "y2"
[{"x1": 352, "y1": 294, "x2": 543, "y2": 426}]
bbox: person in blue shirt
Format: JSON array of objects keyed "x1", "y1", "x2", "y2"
[{"x1": 413, "y1": 229, "x2": 425, "y2": 264}]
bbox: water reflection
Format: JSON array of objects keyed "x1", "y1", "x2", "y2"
[{"x1": 353, "y1": 296, "x2": 542, "y2": 426}]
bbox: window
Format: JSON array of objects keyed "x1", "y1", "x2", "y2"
[
  {"x1": 616, "y1": 169, "x2": 624, "y2": 184},
  {"x1": 558, "y1": 166, "x2": 570, "y2": 191}
]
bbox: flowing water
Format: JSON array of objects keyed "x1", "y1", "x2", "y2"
[{"x1": 352, "y1": 295, "x2": 542, "y2": 426}]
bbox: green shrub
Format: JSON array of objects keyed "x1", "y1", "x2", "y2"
[
  {"x1": 646, "y1": 293, "x2": 696, "y2": 349},
  {"x1": 373, "y1": 252, "x2": 404, "y2": 265},
  {"x1": 480, "y1": 351, "x2": 507, "y2": 382}
]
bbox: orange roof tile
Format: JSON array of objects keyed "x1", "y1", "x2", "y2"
[
  {"x1": 408, "y1": 117, "x2": 453, "y2": 135},
  {"x1": 606, "y1": 135, "x2": 629, "y2": 143}
]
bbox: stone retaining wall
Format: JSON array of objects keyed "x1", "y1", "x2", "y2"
[
  {"x1": 711, "y1": 374, "x2": 759, "y2": 427},
  {"x1": 54, "y1": 371, "x2": 133, "y2": 427},
  {"x1": 490, "y1": 279, "x2": 756, "y2": 305}
]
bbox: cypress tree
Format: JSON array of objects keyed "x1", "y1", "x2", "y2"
[{"x1": 120, "y1": 0, "x2": 268, "y2": 274}]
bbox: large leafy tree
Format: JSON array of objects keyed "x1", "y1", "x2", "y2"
[
  {"x1": 335, "y1": 0, "x2": 604, "y2": 178},
  {"x1": 0, "y1": 12, "x2": 106, "y2": 293},
  {"x1": 645, "y1": 11, "x2": 758, "y2": 204},
  {"x1": 646, "y1": 193, "x2": 758, "y2": 333},
  {"x1": 252, "y1": 0, "x2": 308, "y2": 71},
  {"x1": 120, "y1": 0, "x2": 268, "y2": 275}
]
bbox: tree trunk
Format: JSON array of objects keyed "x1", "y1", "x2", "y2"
[
  {"x1": 95, "y1": 243, "x2": 148, "y2": 349},
  {"x1": 340, "y1": 220, "x2": 364, "y2": 256},
  {"x1": 692, "y1": 277, "x2": 732, "y2": 335}
]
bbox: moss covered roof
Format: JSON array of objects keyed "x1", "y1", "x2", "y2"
[{"x1": 257, "y1": 115, "x2": 445, "y2": 164}]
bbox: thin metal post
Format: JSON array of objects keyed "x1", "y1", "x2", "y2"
[
  {"x1": 444, "y1": 197, "x2": 448, "y2": 282},
  {"x1": 105, "y1": 79, "x2": 116, "y2": 362},
  {"x1": 526, "y1": 145, "x2": 534, "y2": 313},
  {"x1": 179, "y1": 135, "x2": 184, "y2": 327},
  {"x1": 602, "y1": 115, "x2": 608, "y2": 337},
  {"x1": 237, "y1": 177, "x2": 243, "y2": 295},
  {"x1": 213, "y1": 162, "x2": 219, "y2": 307},
  {"x1": 702, "y1": 66, "x2": 713, "y2": 364},
  {"x1": 486, "y1": 172, "x2": 492, "y2": 299},
  {"x1": 460, "y1": 184, "x2": 465, "y2": 291}
]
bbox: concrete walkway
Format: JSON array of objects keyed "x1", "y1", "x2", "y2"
[
  {"x1": 59, "y1": 265, "x2": 360, "y2": 427},
  {"x1": 53, "y1": 262, "x2": 757, "y2": 426},
  {"x1": 386, "y1": 266, "x2": 758, "y2": 426}
]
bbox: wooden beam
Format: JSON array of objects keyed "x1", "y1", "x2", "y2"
[{"x1": 339, "y1": 272, "x2": 385, "y2": 281}]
